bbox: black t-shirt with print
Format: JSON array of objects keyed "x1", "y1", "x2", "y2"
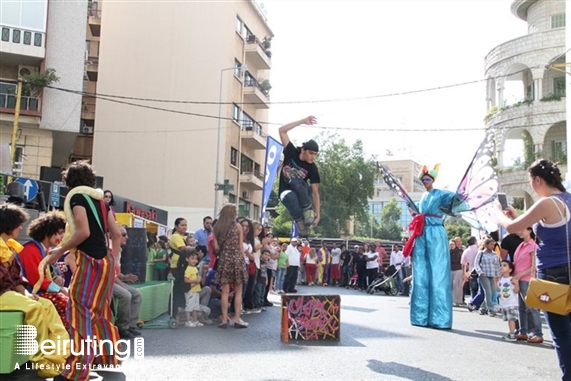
[
  {"x1": 500, "y1": 233, "x2": 523, "y2": 260},
  {"x1": 70, "y1": 193, "x2": 109, "y2": 259},
  {"x1": 278, "y1": 142, "x2": 320, "y2": 195}
]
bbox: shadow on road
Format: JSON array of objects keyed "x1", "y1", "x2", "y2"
[{"x1": 367, "y1": 359, "x2": 454, "y2": 381}]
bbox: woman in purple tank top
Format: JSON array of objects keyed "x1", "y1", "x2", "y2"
[{"x1": 495, "y1": 159, "x2": 571, "y2": 381}]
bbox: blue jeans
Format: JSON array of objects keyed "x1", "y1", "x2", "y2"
[
  {"x1": 274, "y1": 267, "x2": 286, "y2": 291},
  {"x1": 517, "y1": 280, "x2": 543, "y2": 337},
  {"x1": 537, "y1": 265, "x2": 571, "y2": 381},
  {"x1": 475, "y1": 276, "x2": 495, "y2": 313},
  {"x1": 281, "y1": 178, "x2": 312, "y2": 221},
  {"x1": 469, "y1": 276, "x2": 483, "y2": 308},
  {"x1": 254, "y1": 281, "x2": 266, "y2": 308}
]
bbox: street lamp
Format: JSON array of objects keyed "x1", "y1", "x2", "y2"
[{"x1": 214, "y1": 65, "x2": 246, "y2": 217}]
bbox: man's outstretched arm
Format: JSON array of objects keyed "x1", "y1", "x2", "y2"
[
  {"x1": 278, "y1": 116, "x2": 317, "y2": 147},
  {"x1": 312, "y1": 183, "x2": 321, "y2": 226}
]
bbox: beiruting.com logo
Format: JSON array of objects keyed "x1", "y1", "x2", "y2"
[{"x1": 15, "y1": 325, "x2": 144, "y2": 365}]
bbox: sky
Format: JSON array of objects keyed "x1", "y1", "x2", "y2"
[{"x1": 263, "y1": 0, "x2": 528, "y2": 189}]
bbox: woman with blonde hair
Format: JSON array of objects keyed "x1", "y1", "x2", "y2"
[
  {"x1": 305, "y1": 248, "x2": 318, "y2": 285},
  {"x1": 213, "y1": 204, "x2": 248, "y2": 328}
]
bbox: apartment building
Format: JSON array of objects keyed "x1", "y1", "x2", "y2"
[
  {"x1": 91, "y1": 0, "x2": 273, "y2": 227},
  {"x1": 486, "y1": 0, "x2": 566, "y2": 209},
  {"x1": 370, "y1": 159, "x2": 425, "y2": 229},
  {"x1": 0, "y1": 0, "x2": 86, "y2": 178}
]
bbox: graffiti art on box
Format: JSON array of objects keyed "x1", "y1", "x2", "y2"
[{"x1": 281, "y1": 294, "x2": 340, "y2": 341}]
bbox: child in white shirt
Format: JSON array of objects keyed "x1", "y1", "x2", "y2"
[{"x1": 496, "y1": 260, "x2": 520, "y2": 341}]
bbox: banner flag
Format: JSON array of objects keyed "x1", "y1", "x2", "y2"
[{"x1": 261, "y1": 136, "x2": 283, "y2": 220}]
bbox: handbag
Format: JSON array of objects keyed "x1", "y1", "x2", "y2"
[{"x1": 525, "y1": 195, "x2": 571, "y2": 316}]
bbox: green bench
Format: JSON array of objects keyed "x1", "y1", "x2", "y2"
[{"x1": 131, "y1": 281, "x2": 172, "y2": 322}]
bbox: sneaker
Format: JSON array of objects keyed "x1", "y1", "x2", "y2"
[
  {"x1": 199, "y1": 318, "x2": 213, "y2": 325},
  {"x1": 515, "y1": 334, "x2": 529, "y2": 341},
  {"x1": 118, "y1": 329, "x2": 134, "y2": 339},
  {"x1": 467, "y1": 304, "x2": 476, "y2": 312},
  {"x1": 194, "y1": 321, "x2": 204, "y2": 327},
  {"x1": 503, "y1": 333, "x2": 516, "y2": 342},
  {"x1": 295, "y1": 220, "x2": 311, "y2": 238},
  {"x1": 479, "y1": 309, "x2": 486, "y2": 315},
  {"x1": 251, "y1": 308, "x2": 262, "y2": 314},
  {"x1": 302, "y1": 208, "x2": 315, "y2": 226},
  {"x1": 185, "y1": 321, "x2": 196, "y2": 328},
  {"x1": 527, "y1": 335, "x2": 544, "y2": 344},
  {"x1": 488, "y1": 312, "x2": 497, "y2": 317},
  {"x1": 128, "y1": 327, "x2": 142, "y2": 336},
  {"x1": 263, "y1": 301, "x2": 273, "y2": 307}
]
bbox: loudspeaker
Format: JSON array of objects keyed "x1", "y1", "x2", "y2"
[{"x1": 120, "y1": 228, "x2": 147, "y2": 283}]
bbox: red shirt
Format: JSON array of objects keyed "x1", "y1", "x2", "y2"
[{"x1": 18, "y1": 241, "x2": 52, "y2": 292}]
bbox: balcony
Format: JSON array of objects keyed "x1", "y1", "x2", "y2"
[
  {"x1": 245, "y1": 35, "x2": 271, "y2": 70},
  {"x1": 0, "y1": 82, "x2": 41, "y2": 119},
  {"x1": 241, "y1": 122, "x2": 266, "y2": 150},
  {"x1": 239, "y1": 170, "x2": 263, "y2": 190},
  {"x1": 243, "y1": 76, "x2": 270, "y2": 109},
  {"x1": 88, "y1": 9, "x2": 101, "y2": 37},
  {"x1": 86, "y1": 57, "x2": 98, "y2": 81},
  {"x1": 0, "y1": 25, "x2": 45, "y2": 60},
  {"x1": 81, "y1": 102, "x2": 96, "y2": 120},
  {"x1": 485, "y1": 98, "x2": 565, "y2": 130}
]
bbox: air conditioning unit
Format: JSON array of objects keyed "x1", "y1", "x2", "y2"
[
  {"x1": 81, "y1": 126, "x2": 94, "y2": 135},
  {"x1": 242, "y1": 191, "x2": 251, "y2": 199},
  {"x1": 18, "y1": 65, "x2": 39, "y2": 77}
]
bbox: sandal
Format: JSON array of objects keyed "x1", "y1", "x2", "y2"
[
  {"x1": 234, "y1": 320, "x2": 248, "y2": 329},
  {"x1": 218, "y1": 322, "x2": 228, "y2": 329}
]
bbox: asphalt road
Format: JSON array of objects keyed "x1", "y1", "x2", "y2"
[{"x1": 7, "y1": 285, "x2": 561, "y2": 381}]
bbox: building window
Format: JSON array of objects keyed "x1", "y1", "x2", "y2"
[
  {"x1": 552, "y1": 141, "x2": 566, "y2": 162},
  {"x1": 232, "y1": 104, "x2": 241, "y2": 122},
  {"x1": 551, "y1": 13, "x2": 565, "y2": 29},
  {"x1": 12, "y1": 29, "x2": 20, "y2": 43},
  {"x1": 235, "y1": 17, "x2": 243, "y2": 35},
  {"x1": 230, "y1": 147, "x2": 238, "y2": 166},
  {"x1": 33, "y1": 33, "x2": 42, "y2": 47},
  {"x1": 554, "y1": 77, "x2": 566, "y2": 97},
  {"x1": 526, "y1": 83, "x2": 534, "y2": 100},
  {"x1": 234, "y1": 59, "x2": 243, "y2": 77},
  {"x1": 241, "y1": 154, "x2": 254, "y2": 173},
  {"x1": 242, "y1": 112, "x2": 254, "y2": 130},
  {"x1": 528, "y1": 23, "x2": 537, "y2": 33},
  {"x1": 239, "y1": 199, "x2": 251, "y2": 218},
  {"x1": 23, "y1": 31, "x2": 31, "y2": 45},
  {"x1": 244, "y1": 26, "x2": 253, "y2": 41},
  {"x1": 229, "y1": 194, "x2": 236, "y2": 204},
  {"x1": 1, "y1": 28, "x2": 8, "y2": 42},
  {"x1": 253, "y1": 205, "x2": 260, "y2": 220}
]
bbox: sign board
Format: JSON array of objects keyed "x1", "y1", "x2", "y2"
[
  {"x1": 281, "y1": 294, "x2": 341, "y2": 342},
  {"x1": 50, "y1": 183, "x2": 60, "y2": 207},
  {"x1": 14, "y1": 177, "x2": 38, "y2": 201}
]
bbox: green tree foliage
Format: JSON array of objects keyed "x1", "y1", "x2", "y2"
[
  {"x1": 444, "y1": 217, "x2": 472, "y2": 242},
  {"x1": 378, "y1": 198, "x2": 403, "y2": 240},
  {"x1": 21, "y1": 68, "x2": 59, "y2": 97},
  {"x1": 270, "y1": 203, "x2": 293, "y2": 238},
  {"x1": 313, "y1": 133, "x2": 376, "y2": 237}
]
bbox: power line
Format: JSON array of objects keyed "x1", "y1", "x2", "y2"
[{"x1": 47, "y1": 64, "x2": 543, "y2": 106}]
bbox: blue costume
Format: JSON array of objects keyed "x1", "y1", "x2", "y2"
[{"x1": 409, "y1": 167, "x2": 456, "y2": 329}]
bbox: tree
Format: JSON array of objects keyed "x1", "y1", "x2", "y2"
[
  {"x1": 314, "y1": 133, "x2": 376, "y2": 237},
  {"x1": 21, "y1": 68, "x2": 59, "y2": 97},
  {"x1": 444, "y1": 217, "x2": 472, "y2": 243},
  {"x1": 378, "y1": 198, "x2": 403, "y2": 241}
]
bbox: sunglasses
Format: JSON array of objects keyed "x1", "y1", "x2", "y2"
[{"x1": 421, "y1": 178, "x2": 433, "y2": 183}]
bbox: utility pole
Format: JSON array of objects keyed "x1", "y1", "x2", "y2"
[{"x1": 9, "y1": 79, "x2": 23, "y2": 182}]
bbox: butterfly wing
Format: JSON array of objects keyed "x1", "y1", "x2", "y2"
[
  {"x1": 447, "y1": 131, "x2": 499, "y2": 214},
  {"x1": 378, "y1": 162, "x2": 420, "y2": 215},
  {"x1": 458, "y1": 202, "x2": 499, "y2": 233}
]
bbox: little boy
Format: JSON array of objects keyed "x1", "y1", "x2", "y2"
[
  {"x1": 495, "y1": 260, "x2": 520, "y2": 341},
  {"x1": 184, "y1": 251, "x2": 211, "y2": 327},
  {"x1": 253, "y1": 249, "x2": 271, "y2": 311}
]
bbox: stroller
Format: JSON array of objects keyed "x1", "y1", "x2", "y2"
[{"x1": 366, "y1": 263, "x2": 402, "y2": 296}]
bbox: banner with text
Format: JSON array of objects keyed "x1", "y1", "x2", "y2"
[{"x1": 261, "y1": 136, "x2": 283, "y2": 220}]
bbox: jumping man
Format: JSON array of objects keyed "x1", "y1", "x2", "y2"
[{"x1": 278, "y1": 116, "x2": 321, "y2": 237}]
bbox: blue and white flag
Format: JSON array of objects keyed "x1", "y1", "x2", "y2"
[
  {"x1": 290, "y1": 220, "x2": 299, "y2": 239},
  {"x1": 261, "y1": 136, "x2": 283, "y2": 220}
]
